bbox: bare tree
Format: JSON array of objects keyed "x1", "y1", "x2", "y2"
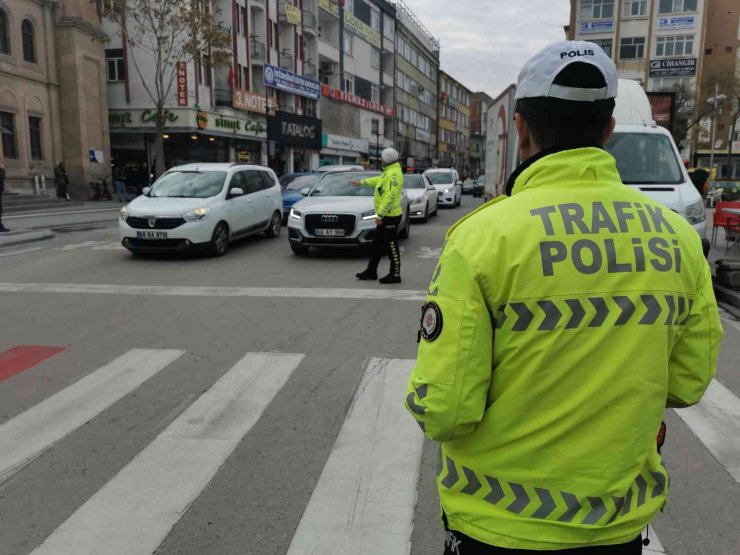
[
  {"x1": 103, "y1": 0, "x2": 231, "y2": 176},
  {"x1": 702, "y1": 69, "x2": 740, "y2": 177}
]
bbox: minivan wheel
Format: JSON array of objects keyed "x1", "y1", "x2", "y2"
[
  {"x1": 266, "y1": 211, "x2": 282, "y2": 238},
  {"x1": 209, "y1": 222, "x2": 230, "y2": 257}
]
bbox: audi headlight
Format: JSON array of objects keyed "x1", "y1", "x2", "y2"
[
  {"x1": 183, "y1": 207, "x2": 210, "y2": 222},
  {"x1": 361, "y1": 210, "x2": 377, "y2": 221},
  {"x1": 290, "y1": 208, "x2": 303, "y2": 220},
  {"x1": 119, "y1": 207, "x2": 128, "y2": 221},
  {"x1": 685, "y1": 200, "x2": 706, "y2": 224}
]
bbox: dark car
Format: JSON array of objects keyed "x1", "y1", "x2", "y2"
[{"x1": 279, "y1": 173, "x2": 321, "y2": 223}]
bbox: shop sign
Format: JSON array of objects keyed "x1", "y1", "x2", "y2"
[
  {"x1": 579, "y1": 20, "x2": 613, "y2": 34},
  {"x1": 264, "y1": 63, "x2": 321, "y2": 100},
  {"x1": 238, "y1": 151, "x2": 251, "y2": 162},
  {"x1": 268, "y1": 111, "x2": 322, "y2": 149},
  {"x1": 416, "y1": 129, "x2": 431, "y2": 143},
  {"x1": 233, "y1": 89, "x2": 277, "y2": 114},
  {"x1": 318, "y1": 0, "x2": 338, "y2": 16},
  {"x1": 369, "y1": 144, "x2": 381, "y2": 158},
  {"x1": 649, "y1": 57, "x2": 697, "y2": 77},
  {"x1": 108, "y1": 109, "x2": 180, "y2": 128},
  {"x1": 344, "y1": 11, "x2": 381, "y2": 49},
  {"x1": 198, "y1": 112, "x2": 267, "y2": 138},
  {"x1": 322, "y1": 133, "x2": 369, "y2": 153},
  {"x1": 658, "y1": 15, "x2": 695, "y2": 29},
  {"x1": 321, "y1": 84, "x2": 395, "y2": 117},
  {"x1": 176, "y1": 62, "x2": 188, "y2": 106},
  {"x1": 284, "y1": 4, "x2": 302, "y2": 25}
]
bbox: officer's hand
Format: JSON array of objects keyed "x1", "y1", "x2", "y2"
[
  {"x1": 351, "y1": 180, "x2": 362, "y2": 187},
  {"x1": 375, "y1": 217, "x2": 382, "y2": 226}
]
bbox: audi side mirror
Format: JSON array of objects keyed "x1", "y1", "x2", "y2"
[{"x1": 142, "y1": 187, "x2": 151, "y2": 195}]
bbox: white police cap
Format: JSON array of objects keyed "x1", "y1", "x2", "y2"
[{"x1": 515, "y1": 40, "x2": 618, "y2": 102}]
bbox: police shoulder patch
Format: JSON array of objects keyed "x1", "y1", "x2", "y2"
[{"x1": 420, "y1": 302, "x2": 443, "y2": 342}]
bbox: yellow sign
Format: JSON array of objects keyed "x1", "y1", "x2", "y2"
[
  {"x1": 318, "y1": 0, "x2": 339, "y2": 17},
  {"x1": 344, "y1": 11, "x2": 381, "y2": 48},
  {"x1": 284, "y1": 4, "x2": 302, "y2": 25},
  {"x1": 238, "y1": 151, "x2": 251, "y2": 162}
]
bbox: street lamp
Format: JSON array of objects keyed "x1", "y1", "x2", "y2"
[{"x1": 706, "y1": 84, "x2": 728, "y2": 175}]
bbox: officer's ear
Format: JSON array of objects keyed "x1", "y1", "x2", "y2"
[
  {"x1": 514, "y1": 112, "x2": 537, "y2": 161},
  {"x1": 603, "y1": 116, "x2": 616, "y2": 145}
]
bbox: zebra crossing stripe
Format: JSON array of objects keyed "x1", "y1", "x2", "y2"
[
  {"x1": 287, "y1": 358, "x2": 422, "y2": 555},
  {"x1": 0, "y1": 349, "x2": 184, "y2": 484},
  {"x1": 31, "y1": 352, "x2": 304, "y2": 555}
]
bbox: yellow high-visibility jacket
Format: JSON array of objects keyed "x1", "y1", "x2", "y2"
[
  {"x1": 361, "y1": 161, "x2": 404, "y2": 218},
  {"x1": 405, "y1": 147, "x2": 722, "y2": 550}
]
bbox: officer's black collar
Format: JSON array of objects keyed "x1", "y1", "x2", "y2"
[{"x1": 505, "y1": 144, "x2": 602, "y2": 197}]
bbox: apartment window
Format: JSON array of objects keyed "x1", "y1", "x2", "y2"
[
  {"x1": 581, "y1": 0, "x2": 614, "y2": 20},
  {"x1": 343, "y1": 33, "x2": 353, "y2": 56},
  {"x1": 344, "y1": 0, "x2": 353, "y2": 14},
  {"x1": 371, "y1": 47, "x2": 380, "y2": 69},
  {"x1": 658, "y1": 0, "x2": 697, "y2": 13},
  {"x1": 619, "y1": 37, "x2": 646, "y2": 59},
  {"x1": 623, "y1": 0, "x2": 647, "y2": 16},
  {"x1": 28, "y1": 116, "x2": 42, "y2": 160},
  {"x1": 370, "y1": 7, "x2": 379, "y2": 31},
  {"x1": 590, "y1": 39, "x2": 613, "y2": 57},
  {"x1": 0, "y1": 9, "x2": 9, "y2": 55},
  {"x1": 21, "y1": 19, "x2": 36, "y2": 63},
  {"x1": 201, "y1": 54, "x2": 211, "y2": 86},
  {"x1": 383, "y1": 14, "x2": 394, "y2": 39},
  {"x1": 371, "y1": 84, "x2": 379, "y2": 103},
  {"x1": 0, "y1": 111, "x2": 17, "y2": 159},
  {"x1": 106, "y1": 49, "x2": 125, "y2": 82},
  {"x1": 656, "y1": 34, "x2": 694, "y2": 57},
  {"x1": 343, "y1": 72, "x2": 354, "y2": 93}
]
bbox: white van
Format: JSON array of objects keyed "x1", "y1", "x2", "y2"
[{"x1": 606, "y1": 79, "x2": 708, "y2": 252}]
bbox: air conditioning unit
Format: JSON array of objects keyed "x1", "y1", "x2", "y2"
[{"x1": 320, "y1": 62, "x2": 334, "y2": 74}]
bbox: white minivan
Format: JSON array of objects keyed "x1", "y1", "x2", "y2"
[
  {"x1": 606, "y1": 79, "x2": 708, "y2": 253},
  {"x1": 119, "y1": 163, "x2": 283, "y2": 256}
]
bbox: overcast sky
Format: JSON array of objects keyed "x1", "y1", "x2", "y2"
[{"x1": 402, "y1": 0, "x2": 571, "y2": 99}]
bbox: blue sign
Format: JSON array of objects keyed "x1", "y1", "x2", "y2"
[
  {"x1": 263, "y1": 64, "x2": 321, "y2": 100},
  {"x1": 579, "y1": 20, "x2": 614, "y2": 34},
  {"x1": 658, "y1": 15, "x2": 695, "y2": 29}
]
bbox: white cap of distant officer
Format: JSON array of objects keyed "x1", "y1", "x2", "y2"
[{"x1": 382, "y1": 148, "x2": 399, "y2": 166}]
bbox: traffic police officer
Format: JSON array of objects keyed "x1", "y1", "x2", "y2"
[
  {"x1": 405, "y1": 41, "x2": 722, "y2": 554},
  {"x1": 354, "y1": 147, "x2": 404, "y2": 284}
]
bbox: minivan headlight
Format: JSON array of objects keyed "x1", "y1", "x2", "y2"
[
  {"x1": 290, "y1": 208, "x2": 303, "y2": 220},
  {"x1": 119, "y1": 207, "x2": 128, "y2": 221},
  {"x1": 685, "y1": 200, "x2": 706, "y2": 224},
  {"x1": 183, "y1": 207, "x2": 210, "y2": 221},
  {"x1": 361, "y1": 210, "x2": 377, "y2": 220}
]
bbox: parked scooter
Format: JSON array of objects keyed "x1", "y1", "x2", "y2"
[{"x1": 89, "y1": 175, "x2": 112, "y2": 201}]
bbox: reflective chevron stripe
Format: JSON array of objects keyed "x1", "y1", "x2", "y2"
[{"x1": 497, "y1": 293, "x2": 693, "y2": 332}]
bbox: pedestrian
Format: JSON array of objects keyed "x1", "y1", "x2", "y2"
[
  {"x1": 352, "y1": 147, "x2": 404, "y2": 284},
  {"x1": 405, "y1": 41, "x2": 722, "y2": 554},
  {"x1": 0, "y1": 161, "x2": 8, "y2": 232},
  {"x1": 113, "y1": 165, "x2": 128, "y2": 202},
  {"x1": 54, "y1": 162, "x2": 70, "y2": 200}
]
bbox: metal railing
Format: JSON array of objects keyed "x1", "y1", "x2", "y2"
[
  {"x1": 251, "y1": 41, "x2": 266, "y2": 61},
  {"x1": 252, "y1": 0, "x2": 265, "y2": 5},
  {"x1": 279, "y1": 52, "x2": 293, "y2": 70},
  {"x1": 303, "y1": 11, "x2": 317, "y2": 30}
]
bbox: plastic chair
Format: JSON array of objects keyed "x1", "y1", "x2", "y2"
[
  {"x1": 712, "y1": 201, "x2": 740, "y2": 246},
  {"x1": 725, "y1": 216, "x2": 740, "y2": 254}
]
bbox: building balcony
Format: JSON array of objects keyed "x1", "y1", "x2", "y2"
[
  {"x1": 251, "y1": 0, "x2": 265, "y2": 7},
  {"x1": 278, "y1": 1, "x2": 297, "y2": 25},
  {"x1": 303, "y1": 61, "x2": 317, "y2": 79},
  {"x1": 279, "y1": 105, "x2": 295, "y2": 114},
  {"x1": 251, "y1": 41, "x2": 266, "y2": 63},
  {"x1": 279, "y1": 53, "x2": 294, "y2": 70},
  {"x1": 303, "y1": 11, "x2": 317, "y2": 33}
]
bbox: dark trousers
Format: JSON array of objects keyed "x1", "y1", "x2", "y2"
[
  {"x1": 366, "y1": 215, "x2": 402, "y2": 276},
  {"x1": 444, "y1": 530, "x2": 643, "y2": 555},
  {"x1": 0, "y1": 192, "x2": 4, "y2": 226}
]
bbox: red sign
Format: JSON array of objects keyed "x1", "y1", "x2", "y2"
[
  {"x1": 176, "y1": 62, "x2": 188, "y2": 107},
  {"x1": 321, "y1": 84, "x2": 395, "y2": 117}
]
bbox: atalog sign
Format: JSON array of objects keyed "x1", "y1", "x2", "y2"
[
  {"x1": 649, "y1": 58, "x2": 697, "y2": 77},
  {"x1": 176, "y1": 62, "x2": 188, "y2": 107},
  {"x1": 263, "y1": 64, "x2": 321, "y2": 100},
  {"x1": 579, "y1": 20, "x2": 613, "y2": 34},
  {"x1": 268, "y1": 111, "x2": 322, "y2": 149}
]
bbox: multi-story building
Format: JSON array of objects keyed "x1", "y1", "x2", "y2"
[
  {"x1": 469, "y1": 91, "x2": 494, "y2": 178},
  {"x1": 317, "y1": 0, "x2": 396, "y2": 168},
  {"x1": 0, "y1": 0, "x2": 110, "y2": 195},
  {"x1": 105, "y1": 0, "x2": 323, "y2": 184},
  {"x1": 695, "y1": 0, "x2": 740, "y2": 176},
  {"x1": 438, "y1": 71, "x2": 472, "y2": 176},
  {"x1": 393, "y1": 0, "x2": 439, "y2": 173}
]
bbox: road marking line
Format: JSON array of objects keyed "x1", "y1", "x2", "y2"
[
  {"x1": 287, "y1": 358, "x2": 423, "y2": 555},
  {"x1": 673, "y1": 379, "x2": 740, "y2": 484},
  {"x1": 0, "y1": 345, "x2": 66, "y2": 384},
  {"x1": 4, "y1": 208, "x2": 121, "y2": 219},
  {"x1": 0, "y1": 349, "x2": 184, "y2": 484},
  {"x1": 0, "y1": 247, "x2": 44, "y2": 257},
  {"x1": 0, "y1": 282, "x2": 428, "y2": 301},
  {"x1": 31, "y1": 352, "x2": 303, "y2": 555}
]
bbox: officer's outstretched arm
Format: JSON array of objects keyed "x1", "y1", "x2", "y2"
[
  {"x1": 405, "y1": 240, "x2": 493, "y2": 441},
  {"x1": 667, "y1": 261, "x2": 723, "y2": 408},
  {"x1": 360, "y1": 176, "x2": 381, "y2": 188}
]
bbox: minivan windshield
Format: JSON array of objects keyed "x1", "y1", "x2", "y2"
[
  {"x1": 309, "y1": 172, "x2": 379, "y2": 197},
  {"x1": 605, "y1": 133, "x2": 683, "y2": 185},
  {"x1": 150, "y1": 171, "x2": 226, "y2": 198},
  {"x1": 426, "y1": 172, "x2": 455, "y2": 185}
]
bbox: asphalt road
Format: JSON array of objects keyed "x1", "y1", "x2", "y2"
[{"x1": 0, "y1": 195, "x2": 738, "y2": 555}]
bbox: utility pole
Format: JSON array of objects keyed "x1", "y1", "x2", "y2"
[{"x1": 707, "y1": 84, "x2": 728, "y2": 175}]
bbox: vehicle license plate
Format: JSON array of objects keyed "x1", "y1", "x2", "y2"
[
  {"x1": 315, "y1": 229, "x2": 345, "y2": 237},
  {"x1": 136, "y1": 231, "x2": 168, "y2": 240}
]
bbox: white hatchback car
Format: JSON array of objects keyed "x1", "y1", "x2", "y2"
[
  {"x1": 424, "y1": 168, "x2": 462, "y2": 207},
  {"x1": 404, "y1": 173, "x2": 438, "y2": 221},
  {"x1": 119, "y1": 163, "x2": 283, "y2": 256}
]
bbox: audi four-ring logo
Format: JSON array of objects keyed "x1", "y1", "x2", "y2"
[{"x1": 321, "y1": 215, "x2": 340, "y2": 223}]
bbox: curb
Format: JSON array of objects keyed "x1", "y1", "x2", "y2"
[
  {"x1": 4, "y1": 207, "x2": 121, "y2": 220},
  {"x1": 713, "y1": 281, "x2": 740, "y2": 312},
  {"x1": 0, "y1": 229, "x2": 56, "y2": 248}
]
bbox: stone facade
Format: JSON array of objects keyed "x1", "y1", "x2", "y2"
[{"x1": 0, "y1": 0, "x2": 109, "y2": 196}]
